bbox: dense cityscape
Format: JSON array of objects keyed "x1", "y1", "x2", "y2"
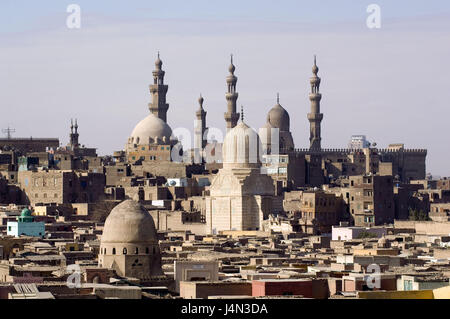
[{"x1": 1, "y1": 51, "x2": 449, "y2": 301}]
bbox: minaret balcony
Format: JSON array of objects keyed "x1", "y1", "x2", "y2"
[
  {"x1": 309, "y1": 93, "x2": 322, "y2": 100},
  {"x1": 307, "y1": 113, "x2": 323, "y2": 121}
]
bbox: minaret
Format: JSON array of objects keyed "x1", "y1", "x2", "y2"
[
  {"x1": 195, "y1": 94, "x2": 208, "y2": 161},
  {"x1": 308, "y1": 55, "x2": 323, "y2": 150},
  {"x1": 69, "y1": 119, "x2": 79, "y2": 149},
  {"x1": 149, "y1": 52, "x2": 169, "y2": 123},
  {"x1": 224, "y1": 54, "x2": 240, "y2": 132}
]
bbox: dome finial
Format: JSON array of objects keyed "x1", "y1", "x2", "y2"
[
  {"x1": 231, "y1": 53, "x2": 233, "y2": 64},
  {"x1": 241, "y1": 105, "x2": 244, "y2": 122},
  {"x1": 277, "y1": 93, "x2": 280, "y2": 104}
]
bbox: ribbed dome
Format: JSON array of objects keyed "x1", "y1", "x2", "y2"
[
  {"x1": 101, "y1": 200, "x2": 158, "y2": 244},
  {"x1": 267, "y1": 103, "x2": 290, "y2": 132},
  {"x1": 129, "y1": 113, "x2": 173, "y2": 145},
  {"x1": 222, "y1": 121, "x2": 261, "y2": 168}
]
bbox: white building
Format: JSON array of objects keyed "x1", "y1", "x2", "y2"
[
  {"x1": 332, "y1": 226, "x2": 387, "y2": 241},
  {"x1": 348, "y1": 135, "x2": 370, "y2": 149}
]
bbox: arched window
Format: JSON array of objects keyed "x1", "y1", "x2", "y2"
[
  {"x1": 123, "y1": 248, "x2": 127, "y2": 255},
  {"x1": 112, "y1": 248, "x2": 116, "y2": 255},
  {"x1": 153, "y1": 247, "x2": 156, "y2": 254},
  {"x1": 135, "y1": 247, "x2": 139, "y2": 254},
  {"x1": 145, "y1": 247, "x2": 149, "y2": 254}
]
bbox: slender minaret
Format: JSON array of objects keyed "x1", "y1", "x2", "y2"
[
  {"x1": 69, "y1": 119, "x2": 79, "y2": 149},
  {"x1": 149, "y1": 52, "x2": 169, "y2": 123},
  {"x1": 308, "y1": 55, "x2": 323, "y2": 150},
  {"x1": 224, "y1": 54, "x2": 240, "y2": 131},
  {"x1": 195, "y1": 94, "x2": 208, "y2": 154}
]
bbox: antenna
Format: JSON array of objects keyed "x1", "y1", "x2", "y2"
[{"x1": 2, "y1": 126, "x2": 15, "y2": 139}]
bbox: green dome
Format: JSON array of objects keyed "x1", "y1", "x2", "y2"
[{"x1": 20, "y1": 208, "x2": 32, "y2": 217}]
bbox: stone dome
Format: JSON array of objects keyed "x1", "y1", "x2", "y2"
[
  {"x1": 267, "y1": 103, "x2": 290, "y2": 132},
  {"x1": 128, "y1": 113, "x2": 173, "y2": 145},
  {"x1": 222, "y1": 121, "x2": 261, "y2": 168},
  {"x1": 101, "y1": 200, "x2": 158, "y2": 244}
]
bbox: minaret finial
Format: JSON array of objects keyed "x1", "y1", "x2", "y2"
[
  {"x1": 198, "y1": 93, "x2": 204, "y2": 108},
  {"x1": 158, "y1": 51, "x2": 160, "y2": 59},
  {"x1": 312, "y1": 55, "x2": 319, "y2": 76},
  {"x1": 231, "y1": 53, "x2": 233, "y2": 64}
]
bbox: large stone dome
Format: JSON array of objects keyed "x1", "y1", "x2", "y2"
[
  {"x1": 128, "y1": 113, "x2": 173, "y2": 145},
  {"x1": 101, "y1": 200, "x2": 158, "y2": 244},
  {"x1": 267, "y1": 103, "x2": 290, "y2": 132},
  {"x1": 222, "y1": 121, "x2": 262, "y2": 168}
]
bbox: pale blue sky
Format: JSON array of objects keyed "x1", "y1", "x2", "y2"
[
  {"x1": 0, "y1": 1, "x2": 449, "y2": 175},
  {"x1": 1, "y1": 0, "x2": 450, "y2": 32}
]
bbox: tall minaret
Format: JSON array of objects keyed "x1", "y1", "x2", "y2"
[
  {"x1": 69, "y1": 119, "x2": 79, "y2": 149},
  {"x1": 149, "y1": 52, "x2": 169, "y2": 123},
  {"x1": 224, "y1": 54, "x2": 239, "y2": 131},
  {"x1": 307, "y1": 55, "x2": 323, "y2": 150},
  {"x1": 195, "y1": 94, "x2": 208, "y2": 157}
]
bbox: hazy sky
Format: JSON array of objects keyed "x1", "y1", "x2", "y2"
[{"x1": 0, "y1": 1, "x2": 449, "y2": 175}]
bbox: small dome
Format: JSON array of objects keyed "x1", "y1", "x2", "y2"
[
  {"x1": 267, "y1": 103, "x2": 290, "y2": 132},
  {"x1": 129, "y1": 113, "x2": 173, "y2": 145},
  {"x1": 222, "y1": 121, "x2": 261, "y2": 168},
  {"x1": 101, "y1": 200, "x2": 158, "y2": 244},
  {"x1": 21, "y1": 208, "x2": 32, "y2": 217}
]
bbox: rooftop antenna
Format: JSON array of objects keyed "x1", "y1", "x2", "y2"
[{"x1": 2, "y1": 126, "x2": 15, "y2": 139}]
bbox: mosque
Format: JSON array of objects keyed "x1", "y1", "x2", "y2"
[
  {"x1": 111, "y1": 53, "x2": 427, "y2": 245},
  {"x1": 125, "y1": 54, "x2": 178, "y2": 164},
  {"x1": 98, "y1": 52, "x2": 427, "y2": 279},
  {"x1": 123, "y1": 53, "x2": 426, "y2": 187}
]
